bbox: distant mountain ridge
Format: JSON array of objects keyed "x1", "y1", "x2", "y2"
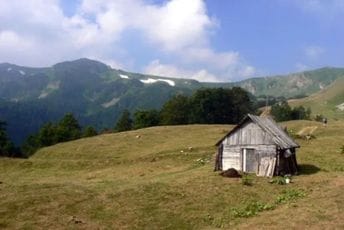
[
  {"x1": 289, "y1": 78, "x2": 344, "y2": 120},
  {"x1": 206, "y1": 67, "x2": 344, "y2": 98},
  {"x1": 0, "y1": 58, "x2": 343, "y2": 144}
]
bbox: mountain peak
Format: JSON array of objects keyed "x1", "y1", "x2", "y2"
[
  {"x1": 54, "y1": 58, "x2": 109, "y2": 67},
  {"x1": 53, "y1": 58, "x2": 110, "y2": 74}
]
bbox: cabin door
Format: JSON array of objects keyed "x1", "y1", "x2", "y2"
[{"x1": 242, "y1": 148, "x2": 257, "y2": 173}]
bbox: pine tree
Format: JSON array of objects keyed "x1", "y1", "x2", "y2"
[
  {"x1": 38, "y1": 122, "x2": 57, "y2": 146},
  {"x1": 83, "y1": 126, "x2": 98, "y2": 137},
  {"x1": 133, "y1": 110, "x2": 160, "y2": 129},
  {"x1": 56, "y1": 113, "x2": 81, "y2": 142},
  {"x1": 0, "y1": 121, "x2": 16, "y2": 157},
  {"x1": 115, "y1": 110, "x2": 132, "y2": 132},
  {"x1": 21, "y1": 134, "x2": 40, "y2": 157},
  {"x1": 160, "y1": 95, "x2": 190, "y2": 125}
]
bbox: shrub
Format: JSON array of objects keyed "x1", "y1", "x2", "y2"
[
  {"x1": 269, "y1": 176, "x2": 286, "y2": 185},
  {"x1": 241, "y1": 174, "x2": 253, "y2": 186},
  {"x1": 276, "y1": 189, "x2": 306, "y2": 204},
  {"x1": 231, "y1": 201, "x2": 275, "y2": 218},
  {"x1": 314, "y1": 114, "x2": 324, "y2": 122}
]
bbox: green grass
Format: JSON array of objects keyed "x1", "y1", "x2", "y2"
[
  {"x1": 0, "y1": 122, "x2": 344, "y2": 229},
  {"x1": 289, "y1": 77, "x2": 344, "y2": 120}
]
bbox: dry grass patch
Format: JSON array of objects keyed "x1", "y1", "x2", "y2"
[{"x1": 0, "y1": 122, "x2": 343, "y2": 229}]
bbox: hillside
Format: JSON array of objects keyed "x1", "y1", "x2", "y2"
[
  {"x1": 0, "y1": 59, "x2": 199, "y2": 144},
  {"x1": 0, "y1": 58, "x2": 343, "y2": 144},
  {"x1": 0, "y1": 122, "x2": 343, "y2": 229},
  {"x1": 206, "y1": 67, "x2": 344, "y2": 98},
  {"x1": 289, "y1": 77, "x2": 344, "y2": 120}
]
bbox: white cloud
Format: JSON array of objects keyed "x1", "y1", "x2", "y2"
[
  {"x1": 183, "y1": 48, "x2": 239, "y2": 70},
  {"x1": 145, "y1": 59, "x2": 220, "y2": 82},
  {"x1": 0, "y1": 0, "x2": 256, "y2": 81},
  {"x1": 166, "y1": 47, "x2": 255, "y2": 81},
  {"x1": 305, "y1": 46, "x2": 325, "y2": 60},
  {"x1": 78, "y1": 0, "x2": 214, "y2": 52},
  {"x1": 295, "y1": 63, "x2": 310, "y2": 71},
  {"x1": 295, "y1": 0, "x2": 344, "y2": 11},
  {"x1": 139, "y1": 0, "x2": 214, "y2": 51},
  {"x1": 0, "y1": 31, "x2": 27, "y2": 48},
  {"x1": 289, "y1": 0, "x2": 344, "y2": 20},
  {"x1": 238, "y1": 65, "x2": 256, "y2": 77}
]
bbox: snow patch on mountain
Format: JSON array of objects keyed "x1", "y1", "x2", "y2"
[
  {"x1": 119, "y1": 74, "x2": 129, "y2": 79},
  {"x1": 19, "y1": 70, "x2": 26, "y2": 75},
  {"x1": 38, "y1": 81, "x2": 60, "y2": 99},
  {"x1": 7, "y1": 67, "x2": 12, "y2": 72},
  {"x1": 140, "y1": 78, "x2": 175, "y2": 86},
  {"x1": 102, "y1": 97, "x2": 120, "y2": 108}
]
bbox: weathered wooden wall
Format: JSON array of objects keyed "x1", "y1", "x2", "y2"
[
  {"x1": 222, "y1": 122, "x2": 275, "y2": 146},
  {"x1": 222, "y1": 145, "x2": 242, "y2": 170},
  {"x1": 220, "y1": 121, "x2": 277, "y2": 175},
  {"x1": 222, "y1": 144, "x2": 276, "y2": 172}
]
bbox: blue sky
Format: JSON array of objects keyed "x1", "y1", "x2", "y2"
[
  {"x1": 206, "y1": 0, "x2": 344, "y2": 75},
  {"x1": 0, "y1": 0, "x2": 343, "y2": 82}
]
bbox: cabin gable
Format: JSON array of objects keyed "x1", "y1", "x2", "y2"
[{"x1": 222, "y1": 121, "x2": 275, "y2": 146}]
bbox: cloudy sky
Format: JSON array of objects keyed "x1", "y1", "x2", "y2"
[{"x1": 0, "y1": 0, "x2": 343, "y2": 82}]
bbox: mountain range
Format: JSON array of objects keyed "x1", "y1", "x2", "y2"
[{"x1": 0, "y1": 58, "x2": 343, "y2": 144}]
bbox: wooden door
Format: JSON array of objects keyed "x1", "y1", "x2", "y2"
[{"x1": 242, "y1": 148, "x2": 257, "y2": 173}]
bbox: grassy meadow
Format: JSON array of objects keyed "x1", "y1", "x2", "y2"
[
  {"x1": 289, "y1": 77, "x2": 344, "y2": 120},
  {"x1": 0, "y1": 121, "x2": 344, "y2": 229}
]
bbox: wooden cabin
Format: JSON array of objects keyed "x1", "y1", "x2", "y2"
[{"x1": 215, "y1": 114, "x2": 300, "y2": 177}]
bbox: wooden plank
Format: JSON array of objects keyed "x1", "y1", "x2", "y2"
[
  {"x1": 258, "y1": 157, "x2": 270, "y2": 176},
  {"x1": 266, "y1": 158, "x2": 276, "y2": 177}
]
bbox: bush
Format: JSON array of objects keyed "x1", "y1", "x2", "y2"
[
  {"x1": 270, "y1": 176, "x2": 286, "y2": 185},
  {"x1": 276, "y1": 189, "x2": 306, "y2": 204},
  {"x1": 314, "y1": 114, "x2": 325, "y2": 122},
  {"x1": 133, "y1": 110, "x2": 160, "y2": 129},
  {"x1": 231, "y1": 201, "x2": 275, "y2": 218},
  {"x1": 83, "y1": 126, "x2": 98, "y2": 137},
  {"x1": 115, "y1": 110, "x2": 132, "y2": 132},
  {"x1": 241, "y1": 174, "x2": 253, "y2": 186},
  {"x1": 271, "y1": 101, "x2": 311, "y2": 121}
]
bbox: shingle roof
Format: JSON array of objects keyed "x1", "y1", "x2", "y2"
[{"x1": 216, "y1": 114, "x2": 300, "y2": 149}]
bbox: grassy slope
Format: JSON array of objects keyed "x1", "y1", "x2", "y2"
[
  {"x1": 289, "y1": 77, "x2": 344, "y2": 120},
  {"x1": 1, "y1": 122, "x2": 344, "y2": 229}
]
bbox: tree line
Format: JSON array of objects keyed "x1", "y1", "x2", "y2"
[
  {"x1": 1, "y1": 87, "x2": 312, "y2": 158},
  {"x1": 21, "y1": 113, "x2": 98, "y2": 156},
  {"x1": 0, "y1": 113, "x2": 98, "y2": 157},
  {"x1": 0, "y1": 121, "x2": 21, "y2": 157},
  {"x1": 115, "y1": 87, "x2": 254, "y2": 131},
  {"x1": 270, "y1": 100, "x2": 311, "y2": 122}
]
